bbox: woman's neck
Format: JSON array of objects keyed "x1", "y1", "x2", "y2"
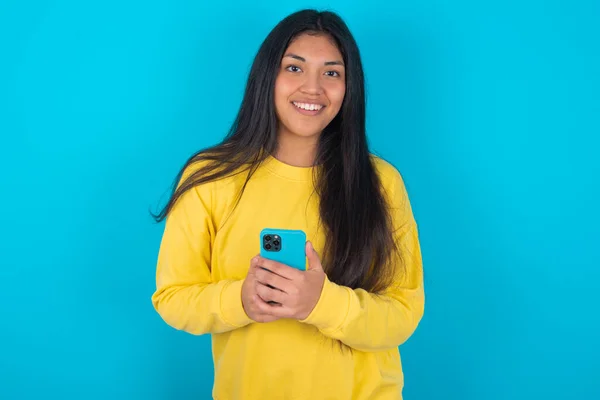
[{"x1": 274, "y1": 133, "x2": 319, "y2": 167}]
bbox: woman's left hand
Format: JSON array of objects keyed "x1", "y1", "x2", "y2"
[{"x1": 253, "y1": 241, "x2": 326, "y2": 320}]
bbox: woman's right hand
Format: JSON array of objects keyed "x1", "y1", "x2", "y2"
[{"x1": 241, "y1": 256, "x2": 280, "y2": 323}]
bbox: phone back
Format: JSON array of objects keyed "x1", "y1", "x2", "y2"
[{"x1": 259, "y1": 228, "x2": 307, "y2": 271}]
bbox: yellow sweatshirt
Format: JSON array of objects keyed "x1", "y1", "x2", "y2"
[{"x1": 152, "y1": 155, "x2": 425, "y2": 400}]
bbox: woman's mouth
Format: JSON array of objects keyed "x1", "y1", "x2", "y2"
[{"x1": 292, "y1": 101, "x2": 325, "y2": 116}]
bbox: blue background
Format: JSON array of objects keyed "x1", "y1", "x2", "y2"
[{"x1": 1, "y1": 1, "x2": 598, "y2": 399}]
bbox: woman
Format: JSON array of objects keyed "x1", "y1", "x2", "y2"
[{"x1": 151, "y1": 9, "x2": 425, "y2": 400}]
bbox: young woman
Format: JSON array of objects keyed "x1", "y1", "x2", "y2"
[{"x1": 151, "y1": 9, "x2": 425, "y2": 400}]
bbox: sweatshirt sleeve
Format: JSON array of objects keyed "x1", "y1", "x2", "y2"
[
  {"x1": 300, "y1": 167, "x2": 425, "y2": 352},
  {"x1": 151, "y1": 169, "x2": 253, "y2": 334}
]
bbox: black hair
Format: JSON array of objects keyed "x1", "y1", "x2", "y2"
[{"x1": 152, "y1": 9, "x2": 399, "y2": 293}]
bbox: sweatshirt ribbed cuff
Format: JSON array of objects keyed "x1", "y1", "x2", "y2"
[
  {"x1": 300, "y1": 276, "x2": 350, "y2": 333},
  {"x1": 220, "y1": 280, "x2": 253, "y2": 328}
]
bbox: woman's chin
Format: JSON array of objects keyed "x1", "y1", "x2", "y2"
[{"x1": 282, "y1": 125, "x2": 324, "y2": 139}]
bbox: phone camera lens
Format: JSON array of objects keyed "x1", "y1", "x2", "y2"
[
  {"x1": 265, "y1": 235, "x2": 272, "y2": 241},
  {"x1": 273, "y1": 240, "x2": 280, "y2": 246},
  {"x1": 265, "y1": 244, "x2": 272, "y2": 250}
]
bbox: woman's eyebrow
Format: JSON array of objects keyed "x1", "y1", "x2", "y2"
[{"x1": 283, "y1": 53, "x2": 344, "y2": 66}]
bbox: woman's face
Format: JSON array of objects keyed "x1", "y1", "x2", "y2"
[{"x1": 274, "y1": 33, "x2": 346, "y2": 140}]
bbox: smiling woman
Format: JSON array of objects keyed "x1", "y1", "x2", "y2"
[
  {"x1": 275, "y1": 35, "x2": 346, "y2": 143},
  {"x1": 150, "y1": 8, "x2": 424, "y2": 400}
]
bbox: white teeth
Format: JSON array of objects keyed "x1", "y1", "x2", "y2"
[{"x1": 293, "y1": 102, "x2": 323, "y2": 111}]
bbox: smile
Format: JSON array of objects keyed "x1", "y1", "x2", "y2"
[
  {"x1": 292, "y1": 101, "x2": 325, "y2": 115},
  {"x1": 293, "y1": 102, "x2": 324, "y2": 111}
]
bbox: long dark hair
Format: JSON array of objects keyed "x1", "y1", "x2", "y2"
[{"x1": 152, "y1": 9, "x2": 400, "y2": 294}]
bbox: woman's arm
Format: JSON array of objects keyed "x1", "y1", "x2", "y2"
[
  {"x1": 151, "y1": 176, "x2": 252, "y2": 335},
  {"x1": 302, "y1": 168, "x2": 424, "y2": 351},
  {"x1": 300, "y1": 221, "x2": 424, "y2": 352}
]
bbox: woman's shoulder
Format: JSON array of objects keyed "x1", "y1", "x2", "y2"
[
  {"x1": 369, "y1": 154, "x2": 404, "y2": 187},
  {"x1": 177, "y1": 155, "x2": 246, "y2": 187},
  {"x1": 369, "y1": 155, "x2": 414, "y2": 221}
]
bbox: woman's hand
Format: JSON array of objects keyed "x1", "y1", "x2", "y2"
[
  {"x1": 241, "y1": 257, "x2": 281, "y2": 323},
  {"x1": 253, "y1": 241, "x2": 326, "y2": 320}
]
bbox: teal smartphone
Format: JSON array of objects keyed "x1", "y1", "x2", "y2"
[{"x1": 259, "y1": 228, "x2": 307, "y2": 271}]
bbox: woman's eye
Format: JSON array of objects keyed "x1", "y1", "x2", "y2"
[
  {"x1": 325, "y1": 71, "x2": 340, "y2": 77},
  {"x1": 286, "y1": 65, "x2": 302, "y2": 73}
]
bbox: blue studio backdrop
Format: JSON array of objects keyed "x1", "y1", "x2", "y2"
[{"x1": 1, "y1": 1, "x2": 598, "y2": 399}]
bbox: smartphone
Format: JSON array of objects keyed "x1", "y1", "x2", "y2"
[{"x1": 259, "y1": 228, "x2": 307, "y2": 271}]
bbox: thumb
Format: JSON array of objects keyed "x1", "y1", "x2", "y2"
[
  {"x1": 306, "y1": 241, "x2": 323, "y2": 271},
  {"x1": 248, "y1": 255, "x2": 260, "y2": 276}
]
